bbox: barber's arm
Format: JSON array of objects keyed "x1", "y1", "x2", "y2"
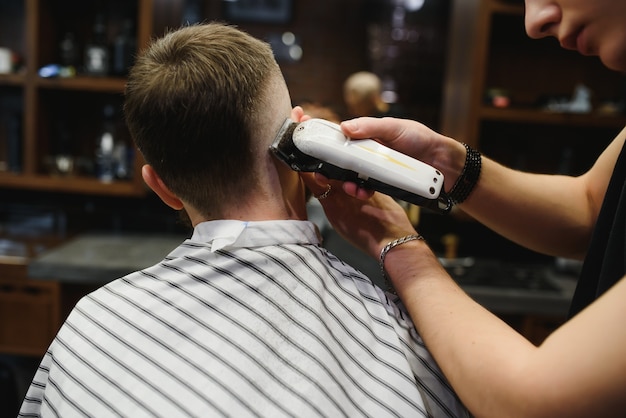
[
  {"x1": 301, "y1": 173, "x2": 626, "y2": 418},
  {"x1": 384, "y1": 224, "x2": 626, "y2": 418},
  {"x1": 340, "y1": 117, "x2": 625, "y2": 259}
]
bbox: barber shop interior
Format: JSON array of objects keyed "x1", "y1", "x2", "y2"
[{"x1": 1, "y1": 0, "x2": 625, "y2": 415}]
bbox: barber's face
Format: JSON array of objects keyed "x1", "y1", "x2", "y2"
[{"x1": 524, "y1": 0, "x2": 626, "y2": 72}]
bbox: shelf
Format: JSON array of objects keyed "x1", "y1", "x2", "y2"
[
  {"x1": 488, "y1": 0, "x2": 524, "y2": 15},
  {"x1": 479, "y1": 106, "x2": 626, "y2": 128},
  {"x1": 0, "y1": 73, "x2": 26, "y2": 87},
  {"x1": 36, "y1": 76, "x2": 127, "y2": 93},
  {"x1": 0, "y1": 173, "x2": 146, "y2": 196},
  {"x1": 0, "y1": 0, "x2": 155, "y2": 196}
]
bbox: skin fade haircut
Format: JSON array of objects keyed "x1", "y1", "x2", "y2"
[{"x1": 124, "y1": 23, "x2": 280, "y2": 216}]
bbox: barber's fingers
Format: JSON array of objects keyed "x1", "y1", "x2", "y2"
[
  {"x1": 342, "y1": 181, "x2": 375, "y2": 200},
  {"x1": 300, "y1": 172, "x2": 374, "y2": 201},
  {"x1": 290, "y1": 106, "x2": 306, "y2": 122},
  {"x1": 300, "y1": 172, "x2": 332, "y2": 198},
  {"x1": 300, "y1": 171, "x2": 321, "y2": 189},
  {"x1": 340, "y1": 117, "x2": 409, "y2": 142}
]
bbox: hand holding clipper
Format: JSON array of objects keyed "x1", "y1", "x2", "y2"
[{"x1": 270, "y1": 118, "x2": 452, "y2": 213}]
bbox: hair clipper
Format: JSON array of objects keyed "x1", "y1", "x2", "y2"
[{"x1": 270, "y1": 118, "x2": 452, "y2": 213}]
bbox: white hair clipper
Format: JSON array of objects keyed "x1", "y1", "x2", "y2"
[{"x1": 270, "y1": 118, "x2": 452, "y2": 213}]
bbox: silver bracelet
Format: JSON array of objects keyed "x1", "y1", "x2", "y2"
[{"x1": 379, "y1": 234, "x2": 424, "y2": 292}]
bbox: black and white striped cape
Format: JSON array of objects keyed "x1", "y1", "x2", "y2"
[{"x1": 19, "y1": 220, "x2": 468, "y2": 418}]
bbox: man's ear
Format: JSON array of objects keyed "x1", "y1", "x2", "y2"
[{"x1": 141, "y1": 165, "x2": 184, "y2": 210}]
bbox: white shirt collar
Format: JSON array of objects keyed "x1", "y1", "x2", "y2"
[{"x1": 190, "y1": 220, "x2": 322, "y2": 252}]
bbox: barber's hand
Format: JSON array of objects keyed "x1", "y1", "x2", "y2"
[
  {"x1": 301, "y1": 172, "x2": 417, "y2": 260},
  {"x1": 340, "y1": 117, "x2": 465, "y2": 199},
  {"x1": 290, "y1": 106, "x2": 308, "y2": 123}
]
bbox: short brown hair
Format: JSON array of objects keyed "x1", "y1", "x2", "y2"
[{"x1": 124, "y1": 23, "x2": 280, "y2": 217}]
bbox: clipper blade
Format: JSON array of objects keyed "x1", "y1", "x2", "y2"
[
  {"x1": 269, "y1": 118, "x2": 321, "y2": 171},
  {"x1": 270, "y1": 118, "x2": 298, "y2": 161}
]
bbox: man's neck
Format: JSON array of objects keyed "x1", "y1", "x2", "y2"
[{"x1": 188, "y1": 192, "x2": 309, "y2": 227}]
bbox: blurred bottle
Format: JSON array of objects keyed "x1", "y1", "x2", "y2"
[
  {"x1": 112, "y1": 19, "x2": 136, "y2": 76},
  {"x1": 52, "y1": 119, "x2": 74, "y2": 176},
  {"x1": 58, "y1": 32, "x2": 78, "y2": 77},
  {"x1": 84, "y1": 13, "x2": 110, "y2": 76},
  {"x1": 113, "y1": 138, "x2": 131, "y2": 180},
  {"x1": 7, "y1": 112, "x2": 21, "y2": 173},
  {"x1": 95, "y1": 105, "x2": 116, "y2": 182},
  {"x1": 95, "y1": 105, "x2": 132, "y2": 181},
  {"x1": 59, "y1": 32, "x2": 78, "y2": 67}
]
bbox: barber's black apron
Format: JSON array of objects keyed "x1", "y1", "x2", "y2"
[{"x1": 569, "y1": 138, "x2": 626, "y2": 317}]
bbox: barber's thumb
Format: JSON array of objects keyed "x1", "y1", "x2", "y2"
[
  {"x1": 340, "y1": 119, "x2": 360, "y2": 135},
  {"x1": 299, "y1": 172, "x2": 327, "y2": 188}
]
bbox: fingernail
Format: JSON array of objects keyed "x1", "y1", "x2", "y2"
[{"x1": 343, "y1": 119, "x2": 358, "y2": 131}]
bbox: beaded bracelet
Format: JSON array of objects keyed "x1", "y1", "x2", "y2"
[
  {"x1": 448, "y1": 143, "x2": 482, "y2": 205},
  {"x1": 379, "y1": 234, "x2": 424, "y2": 292}
]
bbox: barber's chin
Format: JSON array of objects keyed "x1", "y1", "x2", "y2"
[
  {"x1": 600, "y1": 57, "x2": 626, "y2": 73},
  {"x1": 598, "y1": 45, "x2": 626, "y2": 73}
]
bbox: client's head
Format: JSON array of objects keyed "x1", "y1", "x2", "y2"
[{"x1": 125, "y1": 23, "x2": 299, "y2": 222}]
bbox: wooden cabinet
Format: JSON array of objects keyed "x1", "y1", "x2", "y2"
[
  {"x1": 442, "y1": 0, "x2": 626, "y2": 175},
  {"x1": 0, "y1": 265, "x2": 100, "y2": 357},
  {"x1": 0, "y1": 246, "x2": 99, "y2": 357},
  {"x1": 0, "y1": 272, "x2": 60, "y2": 357},
  {"x1": 0, "y1": 238, "x2": 62, "y2": 357},
  {"x1": 0, "y1": 0, "x2": 155, "y2": 196}
]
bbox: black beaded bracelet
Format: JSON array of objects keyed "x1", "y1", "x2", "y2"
[{"x1": 448, "y1": 143, "x2": 481, "y2": 205}]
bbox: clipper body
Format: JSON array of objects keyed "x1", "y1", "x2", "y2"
[{"x1": 270, "y1": 118, "x2": 451, "y2": 213}]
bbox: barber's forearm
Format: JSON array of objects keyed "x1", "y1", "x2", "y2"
[
  {"x1": 457, "y1": 157, "x2": 592, "y2": 259},
  {"x1": 384, "y1": 240, "x2": 538, "y2": 417}
]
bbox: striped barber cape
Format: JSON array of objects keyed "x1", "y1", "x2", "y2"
[{"x1": 19, "y1": 220, "x2": 468, "y2": 418}]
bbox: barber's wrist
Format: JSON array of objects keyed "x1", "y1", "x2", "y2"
[
  {"x1": 447, "y1": 142, "x2": 482, "y2": 205},
  {"x1": 382, "y1": 238, "x2": 446, "y2": 299},
  {"x1": 437, "y1": 139, "x2": 465, "y2": 190},
  {"x1": 379, "y1": 234, "x2": 427, "y2": 293}
]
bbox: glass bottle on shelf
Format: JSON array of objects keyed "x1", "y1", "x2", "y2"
[
  {"x1": 84, "y1": 13, "x2": 110, "y2": 76},
  {"x1": 59, "y1": 32, "x2": 78, "y2": 67},
  {"x1": 95, "y1": 105, "x2": 116, "y2": 182},
  {"x1": 51, "y1": 119, "x2": 74, "y2": 176},
  {"x1": 0, "y1": 111, "x2": 22, "y2": 173},
  {"x1": 6, "y1": 111, "x2": 21, "y2": 173},
  {"x1": 95, "y1": 104, "x2": 131, "y2": 182},
  {"x1": 58, "y1": 31, "x2": 78, "y2": 77},
  {"x1": 112, "y1": 19, "x2": 136, "y2": 76}
]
